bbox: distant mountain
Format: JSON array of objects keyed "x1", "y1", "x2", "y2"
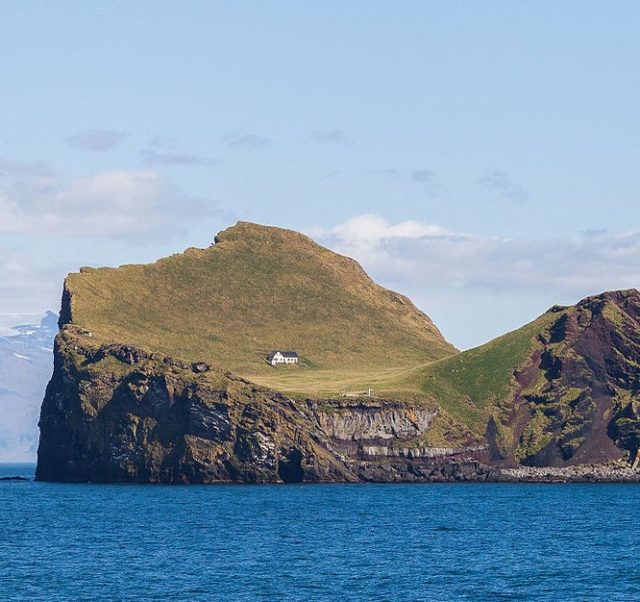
[{"x1": 0, "y1": 312, "x2": 57, "y2": 461}]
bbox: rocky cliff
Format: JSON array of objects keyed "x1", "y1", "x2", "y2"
[
  {"x1": 492, "y1": 290, "x2": 640, "y2": 467},
  {"x1": 36, "y1": 326, "x2": 490, "y2": 483},
  {"x1": 37, "y1": 319, "x2": 640, "y2": 483},
  {"x1": 36, "y1": 223, "x2": 640, "y2": 483}
]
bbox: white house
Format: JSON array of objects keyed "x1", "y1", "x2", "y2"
[{"x1": 268, "y1": 351, "x2": 299, "y2": 366}]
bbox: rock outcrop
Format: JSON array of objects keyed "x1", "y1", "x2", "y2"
[
  {"x1": 38, "y1": 313, "x2": 640, "y2": 483},
  {"x1": 34, "y1": 222, "x2": 640, "y2": 483},
  {"x1": 490, "y1": 290, "x2": 640, "y2": 468}
]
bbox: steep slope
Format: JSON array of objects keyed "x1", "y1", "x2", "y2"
[
  {"x1": 37, "y1": 327, "x2": 476, "y2": 483},
  {"x1": 61, "y1": 221, "x2": 455, "y2": 396},
  {"x1": 409, "y1": 289, "x2": 640, "y2": 466},
  {"x1": 37, "y1": 290, "x2": 640, "y2": 483}
]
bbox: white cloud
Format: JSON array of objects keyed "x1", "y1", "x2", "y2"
[
  {"x1": 325, "y1": 213, "x2": 448, "y2": 245},
  {"x1": 0, "y1": 169, "x2": 206, "y2": 239},
  {"x1": 313, "y1": 214, "x2": 640, "y2": 300},
  {"x1": 312, "y1": 214, "x2": 640, "y2": 348},
  {"x1": 0, "y1": 247, "x2": 62, "y2": 324},
  {"x1": 310, "y1": 214, "x2": 449, "y2": 272}
]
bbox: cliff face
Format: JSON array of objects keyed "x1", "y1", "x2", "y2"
[
  {"x1": 495, "y1": 290, "x2": 640, "y2": 467},
  {"x1": 36, "y1": 327, "x2": 489, "y2": 483},
  {"x1": 37, "y1": 290, "x2": 640, "y2": 483}
]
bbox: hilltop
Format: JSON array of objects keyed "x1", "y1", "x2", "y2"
[{"x1": 60, "y1": 221, "x2": 456, "y2": 396}]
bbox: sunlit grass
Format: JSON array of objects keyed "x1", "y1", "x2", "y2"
[{"x1": 66, "y1": 222, "x2": 456, "y2": 395}]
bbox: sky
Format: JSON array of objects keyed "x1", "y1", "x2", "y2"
[{"x1": 1, "y1": 1, "x2": 640, "y2": 349}]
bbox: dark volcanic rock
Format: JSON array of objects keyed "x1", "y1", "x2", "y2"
[{"x1": 509, "y1": 290, "x2": 640, "y2": 467}]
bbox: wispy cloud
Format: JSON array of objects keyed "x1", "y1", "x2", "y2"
[
  {"x1": 478, "y1": 170, "x2": 529, "y2": 203},
  {"x1": 0, "y1": 170, "x2": 207, "y2": 239},
  {"x1": 366, "y1": 168, "x2": 440, "y2": 190},
  {"x1": 411, "y1": 169, "x2": 436, "y2": 184},
  {"x1": 223, "y1": 131, "x2": 270, "y2": 150},
  {"x1": 367, "y1": 168, "x2": 402, "y2": 179},
  {"x1": 65, "y1": 129, "x2": 128, "y2": 152},
  {"x1": 319, "y1": 170, "x2": 342, "y2": 181},
  {"x1": 311, "y1": 129, "x2": 351, "y2": 145},
  {"x1": 140, "y1": 149, "x2": 220, "y2": 167},
  {"x1": 146, "y1": 134, "x2": 175, "y2": 148},
  {"x1": 0, "y1": 158, "x2": 54, "y2": 178},
  {"x1": 313, "y1": 214, "x2": 640, "y2": 300}
]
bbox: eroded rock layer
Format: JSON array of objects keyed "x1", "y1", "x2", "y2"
[{"x1": 491, "y1": 290, "x2": 640, "y2": 468}]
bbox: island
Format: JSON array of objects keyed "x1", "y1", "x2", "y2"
[{"x1": 36, "y1": 222, "x2": 640, "y2": 483}]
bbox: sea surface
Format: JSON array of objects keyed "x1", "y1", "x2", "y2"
[{"x1": 1, "y1": 463, "x2": 640, "y2": 601}]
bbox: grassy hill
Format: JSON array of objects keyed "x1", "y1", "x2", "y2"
[
  {"x1": 63, "y1": 221, "x2": 456, "y2": 396},
  {"x1": 389, "y1": 290, "x2": 640, "y2": 462},
  {"x1": 392, "y1": 311, "x2": 558, "y2": 435}
]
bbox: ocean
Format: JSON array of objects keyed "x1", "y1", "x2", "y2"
[{"x1": 1, "y1": 463, "x2": 639, "y2": 601}]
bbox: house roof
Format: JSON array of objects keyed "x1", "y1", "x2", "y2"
[{"x1": 268, "y1": 350, "x2": 299, "y2": 359}]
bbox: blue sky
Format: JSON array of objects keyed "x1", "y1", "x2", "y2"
[{"x1": 1, "y1": 1, "x2": 640, "y2": 348}]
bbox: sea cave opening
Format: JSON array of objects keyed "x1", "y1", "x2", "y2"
[{"x1": 278, "y1": 449, "x2": 304, "y2": 484}]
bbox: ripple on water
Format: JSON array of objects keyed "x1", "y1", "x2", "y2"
[{"x1": 1, "y1": 468, "x2": 640, "y2": 601}]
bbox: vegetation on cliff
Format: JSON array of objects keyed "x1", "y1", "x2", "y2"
[
  {"x1": 37, "y1": 221, "x2": 640, "y2": 481},
  {"x1": 406, "y1": 311, "x2": 558, "y2": 433},
  {"x1": 36, "y1": 326, "x2": 457, "y2": 483},
  {"x1": 407, "y1": 290, "x2": 640, "y2": 465}
]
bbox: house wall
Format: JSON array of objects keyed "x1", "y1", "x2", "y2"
[{"x1": 270, "y1": 354, "x2": 298, "y2": 365}]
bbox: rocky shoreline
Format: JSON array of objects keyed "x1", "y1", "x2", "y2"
[
  {"x1": 400, "y1": 461, "x2": 640, "y2": 483},
  {"x1": 345, "y1": 458, "x2": 640, "y2": 484},
  {"x1": 491, "y1": 463, "x2": 640, "y2": 483}
]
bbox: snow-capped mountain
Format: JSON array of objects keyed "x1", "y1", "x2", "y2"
[{"x1": 0, "y1": 312, "x2": 57, "y2": 461}]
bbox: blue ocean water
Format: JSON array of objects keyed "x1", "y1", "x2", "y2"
[{"x1": 1, "y1": 463, "x2": 639, "y2": 601}]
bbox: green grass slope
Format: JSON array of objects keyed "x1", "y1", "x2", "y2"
[
  {"x1": 391, "y1": 310, "x2": 558, "y2": 434},
  {"x1": 63, "y1": 221, "x2": 456, "y2": 395}
]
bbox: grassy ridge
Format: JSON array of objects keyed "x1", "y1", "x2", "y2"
[{"x1": 65, "y1": 222, "x2": 456, "y2": 394}]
